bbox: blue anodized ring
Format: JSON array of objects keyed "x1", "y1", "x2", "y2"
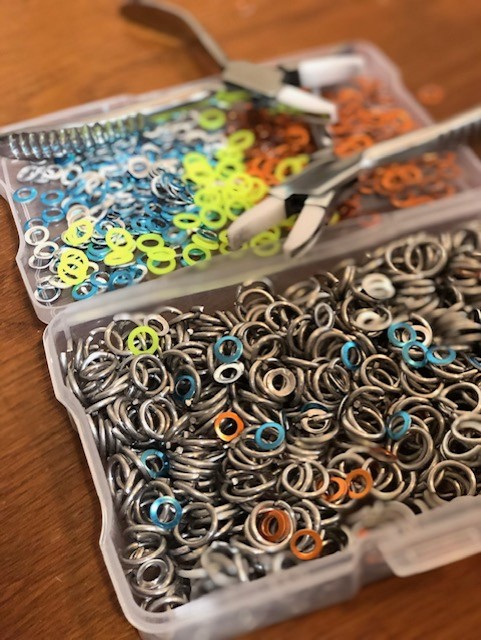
[
  {"x1": 41, "y1": 207, "x2": 65, "y2": 225},
  {"x1": 71, "y1": 282, "x2": 98, "y2": 300},
  {"x1": 140, "y1": 449, "x2": 169, "y2": 478},
  {"x1": 401, "y1": 340, "x2": 428, "y2": 368},
  {"x1": 427, "y1": 346, "x2": 457, "y2": 366},
  {"x1": 387, "y1": 322, "x2": 416, "y2": 347},
  {"x1": 174, "y1": 374, "x2": 196, "y2": 400},
  {"x1": 13, "y1": 186, "x2": 38, "y2": 203},
  {"x1": 386, "y1": 411, "x2": 412, "y2": 440},
  {"x1": 341, "y1": 340, "x2": 361, "y2": 371},
  {"x1": 255, "y1": 422, "x2": 285, "y2": 450},
  {"x1": 214, "y1": 335, "x2": 243, "y2": 363},
  {"x1": 40, "y1": 189, "x2": 64, "y2": 206},
  {"x1": 149, "y1": 496, "x2": 182, "y2": 530}
]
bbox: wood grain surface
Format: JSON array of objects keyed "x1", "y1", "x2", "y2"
[{"x1": 1, "y1": 1, "x2": 481, "y2": 639}]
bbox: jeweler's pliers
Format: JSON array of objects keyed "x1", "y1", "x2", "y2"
[
  {"x1": 0, "y1": 1, "x2": 364, "y2": 160},
  {"x1": 122, "y1": 0, "x2": 365, "y2": 121},
  {"x1": 228, "y1": 105, "x2": 481, "y2": 256}
]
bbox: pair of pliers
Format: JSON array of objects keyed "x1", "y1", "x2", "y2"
[
  {"x1": 0, "y1": 1, "x2": 364, "y2": 160},
  {"x1": 122, "y1": 0, "x2": 364, "y2": 120},
  {"x1": 228, "y1": 105, "x2": 481, "y2": 256}
]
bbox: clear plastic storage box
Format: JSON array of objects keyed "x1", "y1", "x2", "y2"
[
  {"x1": 2, "y1": 40, "x2": 481, "y2": 323},
  {"x1": 2, "y1": 41, "x2": 481, "y2": 640}
]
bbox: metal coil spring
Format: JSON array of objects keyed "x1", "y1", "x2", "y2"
[{"x1": 8, "y1": 114, "x2": 145, "y2": 161}]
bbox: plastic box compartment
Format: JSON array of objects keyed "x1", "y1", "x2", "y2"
[
  {"x1": 43, "y1": 190, "x2": 481, "y2": 640},
  {"x1": 2, "y1": 40, "x2": 481, "y2": 322}
]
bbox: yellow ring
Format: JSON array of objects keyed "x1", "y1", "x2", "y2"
[
  {"x1": 198, "y1": 108, "x2": 227, "y2": 131},
  {"x1": 146, "y1": 247, "x2": 177, "y2": 275},
  {"x1": 172, "y1": 212, "x2": 200, "y2": 230},
  {"x1": 127, "y1": 325, "x2": 160, "y2": 355},
  {"x1": 136, "y1": 233, "x2": 164, "y2": 254}
]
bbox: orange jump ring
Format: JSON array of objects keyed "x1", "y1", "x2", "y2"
[
  {"x1": 346, "y1": 469, "x2": 373, "y2": 499},
  {"x1": 214, "y1": 411, "x2": 244, "y2": 442},
  {"x1": 285, "y1": 124, "x2": 310, "y2": 151},
  {"x1": 322, "y1": 476, "x2": 348, "y2": 503},
  {"x1": 335, "y1": 134, "x2": 373, "y2": 157},
  {"x1": 259, "y1": 509, "x2": 292, "y2": 542},
  {"x1": 246, "y1": 156, "x2": 277, "y2": 182},
  {"x1": 417, "y1": 83, "x2": 445, "y2": 107},
  {"x1": 290, "y1": 529, "x2": 323, "y2": 561}
]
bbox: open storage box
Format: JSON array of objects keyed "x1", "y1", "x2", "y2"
[
  {"x1": 43, "y1": 192, "x2": 481, "y2": 640},
  {"x1": 2, "y1": 41, "x2": 481, "y2": 640},
  {"x1": 2, "y1": 40, "x2": 481, "y2": 323}
]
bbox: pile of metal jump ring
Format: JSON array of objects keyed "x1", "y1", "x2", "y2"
[{"x1": 64, "y1": 221, "x2": 481, "y2": 612}]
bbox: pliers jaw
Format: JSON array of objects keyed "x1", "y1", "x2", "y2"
[
  {"x1": 282, "y1": 191, "x2": 338, "y2": 257},
  {"x1": 227, "y1": 153, "x2": 362, "y2": 256},
  {"x1": 222, "y1": 61, "x2": 337, "y2": 120},
  {"x1": 226, "y1": 190, "x2": 338, "y2": 258}
]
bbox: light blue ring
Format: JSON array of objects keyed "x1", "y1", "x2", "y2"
[
  {"x1": 387, "y1": 322, "x2": 416, "y2": 347},
  {"x1": 72, "y1": 282, "x2": 98, "y2": 300},
  {"x1": 140, "y1": 449, "x2": 169, "y2": 478},
  {"x1": 387, "y1": 411, "x2": 411, "y2": 440},
  {"x1": 128, "y1": 264, "x2": 147, "y2": 283},
  {"x1": 108, "y1": 270, "x2": 133, "y2": 290},
  {"x1": 86, "y1": 244, "x2": 110, "y2": 261},
  {"x1": 41, "y1": 207, "x2": 65, "y2": 225},
  {"x1": 214, "y1": 335, "x2": 243, "y2": 363},
  {"x1": 149, "y1": 496, "x2": 182, "y2": 530},
  {"x1": 427, "y1": 346, "x2": 456, "y2": 366},
  {"x1": 89, "y1": 271, "x2": 110, "y2": 289},
  {"x1": 163, "y1": 227, "x2": 188, "y2": 245},
  {"x1": 255, "y1": 422, "x2": 285, "y2": 450},
  {"x1": 40, "y1": 189, "x2": 64, "y2": 206},
  {"x1": 402, "y1": 340, "x2": 428, "y2": 368},
  {"x1": 13, "y1": 186, "x2": 37, "y2": 203},
  {"x1": 341, "y1": 341, "x2": 361, "y2": 371}
]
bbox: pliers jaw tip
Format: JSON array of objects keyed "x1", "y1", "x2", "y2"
[
  {"x1": 227, "y1": 195, "x2": 287, "y2": 250},
  {"x1": 282, "y1": 193, "x2": 335, "y2": 257}
]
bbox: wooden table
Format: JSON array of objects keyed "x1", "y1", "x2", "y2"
[{"x1": 1, "y1": 1, "x2": 480, "y2": 638}]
